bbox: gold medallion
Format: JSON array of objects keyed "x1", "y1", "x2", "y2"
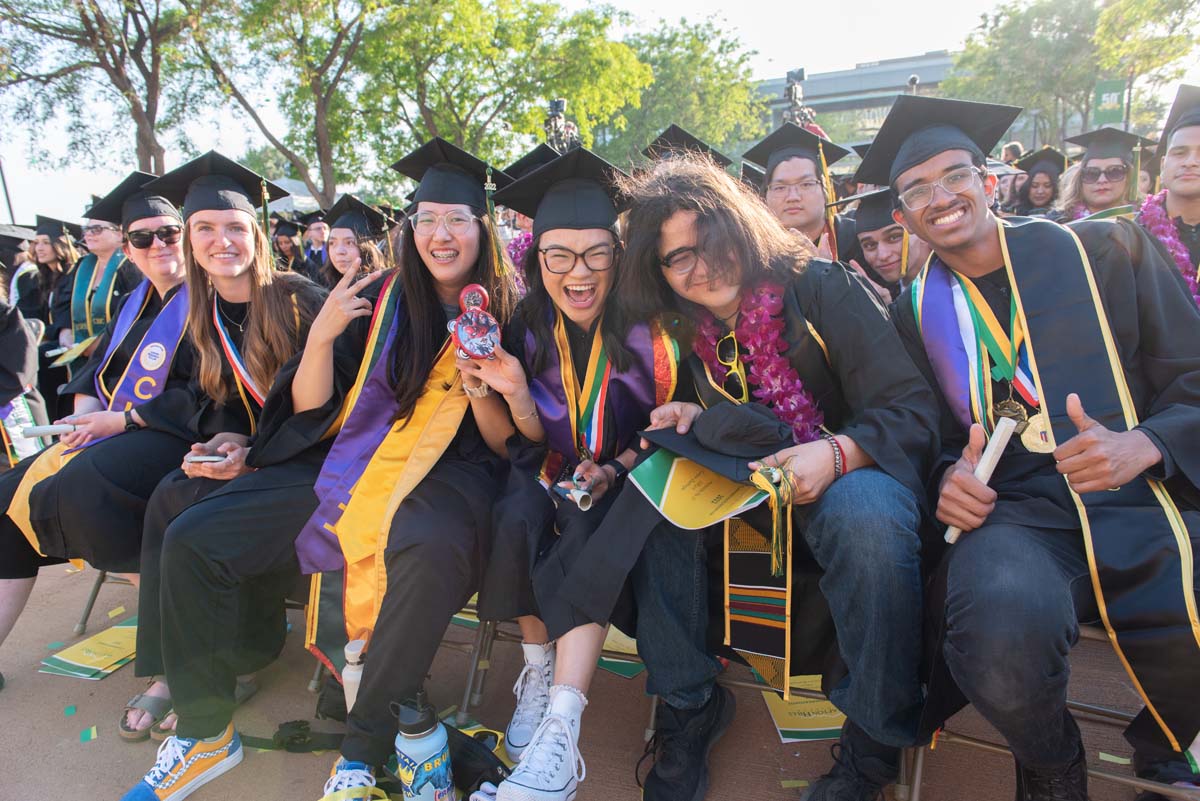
[
  {"x1": 993, "y1": 398, "x2": 1028, "y2": 431},
  {"x1": 1020, "y1": 412, "x2": 1055, "y2": 453}
]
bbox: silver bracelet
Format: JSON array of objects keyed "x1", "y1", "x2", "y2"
[
  {"x1": 515, "y1": 406, "x2": 539, "y2": 421},
  {"x1": 463, "y1": 381, "x2": 491, "y2": 398}
]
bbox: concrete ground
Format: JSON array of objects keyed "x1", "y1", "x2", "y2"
[{"x1": 0, "y1": 565, "x2": 1151, "y2": 801}]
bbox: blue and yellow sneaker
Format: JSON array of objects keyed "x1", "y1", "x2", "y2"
[
  {"x1": 121, "y1": 723, "x2": 243, "y2": 800},
  {"x1": 320, "y1": 757, "x2": 388, "y2": 800}
]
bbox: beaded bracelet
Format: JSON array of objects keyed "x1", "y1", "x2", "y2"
[{"x1": 821, "y1": 431, "x2": 845, "y2": 480}]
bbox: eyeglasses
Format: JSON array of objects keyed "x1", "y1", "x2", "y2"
[
  {"x1": 1081, "y1": 165, "x2": 1129, "y2": 184},
  {"x1": 716, "y1": 331, "x2": 748, "y2": 402},
  {"x1": 766, "y1": 180, "x2": 823, "y2": 199},
  {"x1": 125, "y1": 225, "x2": 183, "y2": 249},
  {"x1": 410, "y1": 211, "x2": 478, "y2": 236},
  {"x1": 82, "y1": 224, "x2": 120, "y2": 236},
  {"x1": 538, "y1": 243, "x2": 618, "y2": 274},
  {"x1": 660, "y1": 247, "x2": 700, "y2": 275},
  {"x1": 898, "y1": 166, "x2": 982, "y2": 211}
]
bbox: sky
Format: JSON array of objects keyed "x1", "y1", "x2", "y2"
[{"x1": 2, "y1": 0, "x2": 1198, "y2": 224}]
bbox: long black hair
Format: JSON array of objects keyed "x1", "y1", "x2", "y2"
[
  {"x1": 517, "y1": 230, "x2": 634, "y2": 377},
  {"x1": 390, "y1": 209, "x2": 517, "y2": 423},
  {"x1": 1016, "y1": 164, "x2": 1060, "y2": 212}
]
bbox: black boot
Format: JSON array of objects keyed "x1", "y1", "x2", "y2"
[
  {"x1": 638, "y1": 685, "x2": 735, "y2": 801},
  {"x1": 1013, "y1": 714, "x2": 1089, "y2": 801},
  {"x1": 799, "y1": 721, "x2": 900, "y2": 801}
]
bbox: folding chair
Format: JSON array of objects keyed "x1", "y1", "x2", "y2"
[{"x1": 75, "y1": 568, "x2": 134, "y2": 635}]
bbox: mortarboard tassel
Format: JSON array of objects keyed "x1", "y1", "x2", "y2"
[{"x1": 818, "y1": 142, "x2": 838, "y2": 261}]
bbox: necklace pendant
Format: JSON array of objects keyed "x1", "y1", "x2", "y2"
[
  {"x1": 1020, "y1": 412, "x2": 1056, "y2": 454},
  {"x1": 993, "y1": 398, "x2": 1028, "y2": 431}
]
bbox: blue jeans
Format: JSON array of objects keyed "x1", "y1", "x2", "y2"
[{"x1": 632, "y1": 467, "x2": 926, "y2": 748}]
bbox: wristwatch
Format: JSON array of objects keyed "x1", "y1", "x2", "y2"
[
  {"x1": 123, "y1": 410, "x2": 140, "y2": 432},
  {"x1": 602, "y1": 459, "x2": 629, "y2": 486}
]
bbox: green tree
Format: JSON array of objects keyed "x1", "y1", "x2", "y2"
[
  {"x1": 591, "y1": 17, "x2": 767, "y2": 166},
  {"x1": 182, "y1": 0, "x2": 371, "y2": 206},
  {"x1": 0, "y1": 0, "x2": 188, "y2": 173},
  {"x1": 1095, "y1": 0, "x2": 1200, "y2": 125},
  {"x1": 356, "y1": 0, "x2": 650, "y2": 186},
  {"x1": 240, "y1": 144, "x2": 297, "y2": 181}
]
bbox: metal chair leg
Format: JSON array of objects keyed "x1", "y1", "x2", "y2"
[
  {"x1": 469, "y1": 619, "x2": 497, "y2": 709},
  {"x1": 458, "y1": 620, "x2": 496, "y2": 726},
  {"x1": 645, "y1": 694, "x2": 659, "y2": 742},
  {"x1": 307, "y1": 660, "x2": 325, "y2": 693},
  {"x1": 895, "y1": 746, "x2": 913, "y2": 801},
  {"x1": 75, "y1": 569, "x2": 107, "y2": 635},
  {"x1": 909, "y1": 746, "x2": 926, "y2": 801}
]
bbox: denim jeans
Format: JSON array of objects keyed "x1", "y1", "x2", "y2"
[{"x1": 632, "y1": 467, "x2": 926, "y2": 748}]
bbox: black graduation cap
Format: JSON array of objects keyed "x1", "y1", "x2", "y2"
[
  {"x1": 642, "y1": 124, "x2": 733, "y2": 168},
  {"x1": 1139, "y1": 142, "x2": 1161, "y2": 179},
  {"x1": 504, "y1": 144, "x2": 561, "y2": 181},
  {"x1": 35, "y1": 215, "x2": 83, "y2": 240},
  {"x1": 326, "y1": 193, "x2": 389, "y2": 239},
  {"x1": 743, "y1": 122, "x2": 851, "y2": 180},
  {"x1": 390, "y1": 137, "x2": 512, "y2": 210},
  {"x1": 1014, "y1": 146, "x2": 1068, "y2": 177},
  {"x1": 641, "y1": 402, "x2": 792, "y2": 483},
  {"x1": 143, "y1": 151, "x2": 289, "y2": 221},
  {"x1": 855, "y1": 95, "x2": 1021, "y2": 187},
  {"x1": 375, "y1": 204, "x2": 405, "y2": 224},
  {"x1": 274, "y1": 217, "x2": 306, "y2": 238},
  {"x1": 1157, "y1": 83, "x2": 1200, "y2": 162},
  {"x1": 84, "y1": 171, "x2": 180, "y2": 228},
  {"x1": 491, "y1": 148, "x2": 629, "y2": 239},
  {"x1": 850, "y1": 142, "x2": 872, "y2": 160},
  {"x1": 0, "y1": 224, "x2": 36, "y2": 252},
  {"x1": 740, "y1": 161, "x2": 766, "y2": 192},
  {"x1": 298, "y1": 209, "x2": 326, "y2": 226},
  {"x1": 827, "y1": 189, "x2": 898, "y2": 235},
  {"x1": 1065, "y1": 128, "x2": 1153, "y2": 164}
]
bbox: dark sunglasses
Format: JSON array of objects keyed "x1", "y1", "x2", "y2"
[
  {"x1": 1081, "y1": 165, "x2": 1128, "y2": 184},
  {"x1": 126, "y1": 225, "x2": 183, "y2": 249}
]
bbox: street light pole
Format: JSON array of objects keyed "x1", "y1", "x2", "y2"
[{"x1": 0, "y1": 157, "x2": 15, "y2": 224}]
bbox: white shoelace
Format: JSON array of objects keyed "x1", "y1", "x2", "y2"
[
  {"x1": 511, "y1": 713, "x2": 587, "y2": 788},
  {"x1": 510, "y1": 663, "x2": 551, "y2": 730},
  {"x1": 146, "y1": 736, "x2": 191, "y2": 785},
  {"x1": 322, "y1": 764, "x2": 377, "y2": 795}
]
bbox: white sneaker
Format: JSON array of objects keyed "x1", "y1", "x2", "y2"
[
  {"x1": 505, "y1": 643, "x2": 555, "y2": 761},
  {"x1": 496, "y1": 712, "x2": 585, "y2": 801},
  {"x1": 320, "y1": 758, "x2": 385, "y2": 800}
]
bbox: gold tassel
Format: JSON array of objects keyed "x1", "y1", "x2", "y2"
[
  {"x1": 818, "y1": 141, "x2": 838, "y2": 261},
  {"x1": 900, "y1": 229, "x2": 910, "y2": 289},
  {"x1": 749, "y1": 466, "x2": 794, "y2": 577},
  {"x1": 484, "y1": 166, "x2": 507, "y2": 276}
]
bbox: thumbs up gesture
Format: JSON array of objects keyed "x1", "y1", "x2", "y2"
[
  {"x1": 1053, "y1": 393, "x2": 1163, "y2": 494},
  {"x1": 936, "y1": 423, "x2": 998, "y2": 534}
]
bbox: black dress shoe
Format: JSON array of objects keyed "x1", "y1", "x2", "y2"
[{"x1": 1013, "y1": 715, "x2": 1089, "y2": 801}]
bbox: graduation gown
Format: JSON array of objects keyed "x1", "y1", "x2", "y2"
[
  {"x1": 475, "y1": 308, "x2": 687, "y2": 638},
  {"x1": 0, "y1": 302, "x2": 48, "y2": 466},
  {"x1": 895, "y1": 216, "x2": 1200, "y2": 750}
]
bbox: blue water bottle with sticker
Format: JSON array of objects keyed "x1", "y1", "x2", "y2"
[{"x1": 394, "y1": 689, "x2": 455, "y2": 800}]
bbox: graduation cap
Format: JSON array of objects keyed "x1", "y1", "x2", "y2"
[
  {"x1": 326, "y1": 193, "x2": 390, "y2": 239},
  {"x1": 504, "y1": 144, "x2": 561, "y2": 181},
  {"x1": 643, "y1": 124, "x2": 733, "y2": 168},
  {"x1": 491, "y1": 148, "x2": 629, "y2": 239},
  {"x1": 0, "y1": 224, "x2": 36, "y2": 253},
  {"x1": 84, "y1": 171, "x2": 180, "y2": 228},
  {"x1": 274, "y1": 217, "x2": 306, "y2": 238},
  {"x1": 850, "y1": 142, "x2": 872, "y2": 160},
  {"x1": 1157, "y1": 84, "x2": 1200, "y2": 162},
  {"x1": 986, "y1": 158, "x2": 1020, "y2": 176},
  {"x1": 143, "y1": 151, "x2": 289, "y2": 222},
  {"x1": 1065, "y1": 128, "x2": 1154, "y2": 164},
  {"x1": 743, "y1": 122, "x2": 851, "y2": 179},
  {"x1": 855, "y1": 95, "x2": 1021, "y2": 187},
  {"x1": 740, "y1": 161, "x2": 766, "y2": 192},
  {"x1": 34, "y1": 215, "x2": 83, "y2": 240},
  {"x1": 390, "y1": 137, "x2": 512, "y2": 210},
  {"x1": 827, "y1": 189, "x2": 898, "y2": 236},
  {"x1": 298, "y1": 209, "x2": 326, "y2": 226},
  {"x1": 1014, "y1": 146, "x2": 1068, "y2": 177},
  {"x1": 641, "y1": 402, "x2": 792, "y2": 483}
]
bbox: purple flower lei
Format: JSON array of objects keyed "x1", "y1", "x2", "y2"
[
  {"x1": 506, "y1": 230, "x2": 533, "y2": 296},
  {"x1": 693, "y1": 281, "x2": 824, "y2": 444},
  {"x1": 1139, "y1": 190, "x2": 1200, "y2": 308}
]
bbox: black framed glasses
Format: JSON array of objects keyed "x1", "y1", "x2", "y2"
[
  {"x1": 1080, "y1": 164, "x2": 1129, "y2": 184},
  {"x1": 715, "y1": 331, "x2": 748, "y2": 402},
  {"x1": 126, "y1": 225, "x2": 183, "y2": 249},
  {"x1": 660, "y1": 246, "x2": 699, "y2": 275},
  {"x1": 538, "y1": 243, "x2": 618, "y2": 274}
]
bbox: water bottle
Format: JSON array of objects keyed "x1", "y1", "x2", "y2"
[
  {"x1": 394, "y1": 690, "x2": 455, "y2": 800},
  {"x1": 342, "y1": 639, "x2": 366, "y2": 713}
]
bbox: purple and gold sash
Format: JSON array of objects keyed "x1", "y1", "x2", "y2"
[{"x1": 529, "y1": 311, "x2": 678, "y2": 486}]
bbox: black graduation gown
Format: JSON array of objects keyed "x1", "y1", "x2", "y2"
[
  {"x1": 475, "y1": 312, "x2": 695, "y2": 638},
  {"x1": 49, "y1": 256, "x2": 142, "y2": 340},
  {"x1": 893, "y1": 218, "x2": 1200, "y2": 736},
  {"x1": 12, "y1": 268, "x2": 47, "y2": 327},
  {"x1": 0, "y1": 301, "x2": 47, "y2": 424}
]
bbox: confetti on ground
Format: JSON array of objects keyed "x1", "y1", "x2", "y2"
[
  {"x1": 64, "y1": 567, "x2": 80, "y2": 574},
  {"x1": 79, "y1": 726, "x2": 98, "y2": 743},
  {"x1": 64, "y1": 705, "x2": 76, "y2": 717},
  {"x1": 1099, "y1": 752, "x2": 1132, "y2": 765},
  {"x1": 47, "y1": 641, "x2": 65, "y2": 650},
  {"x1": 781, "y1": 779, "x2": 810, "y2": 789},
  {"x1": 107, "y1": 605, "x2": 126, "y2": 619}
]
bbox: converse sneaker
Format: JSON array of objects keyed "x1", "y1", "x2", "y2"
[
  {"x1": 321, "y1": 757, "x2": 387, "y2": 801},
  {"x1": 506, "y1": 642, "x2": 556, "y2": 761},
  {"x1": 120, "y1": 723, "x2": 243, "y2": 800},
  {"x1": 497, "y1": 686, "x2": 586, "y2": 801}
]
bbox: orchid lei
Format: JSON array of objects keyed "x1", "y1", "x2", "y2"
[
  {"x1": 1139, "y1": 190, "x2": 1200, "y2": 308},
  {"x1": 693, "y1": 280, "x2": 824, "y2": 444},
  {"x1": 506, "y1": 230, "x2": 533, "y2": 295}
]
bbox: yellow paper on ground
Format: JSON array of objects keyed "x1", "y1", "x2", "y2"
[
  {"x1": 761, "y1": 674, "x2": 845, "y2": 743},
  {"x1": 629, "y1": 449, "x2": 768, "y2": 530},
  {"x1": 40, "y1": 617, "x2": 136, "y2": 679}
]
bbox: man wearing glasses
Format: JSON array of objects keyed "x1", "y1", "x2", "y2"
[{"x1": 864, "y1": 94, "x2": 1200, "y2": 800}]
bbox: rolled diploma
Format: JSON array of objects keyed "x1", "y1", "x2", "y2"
[
  {"x1": 945, "y1": 416, "x2": 1018, "y2": 545},
  {"x1": 21, "y1": 424, "x2": 76, "y2": 438}
]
